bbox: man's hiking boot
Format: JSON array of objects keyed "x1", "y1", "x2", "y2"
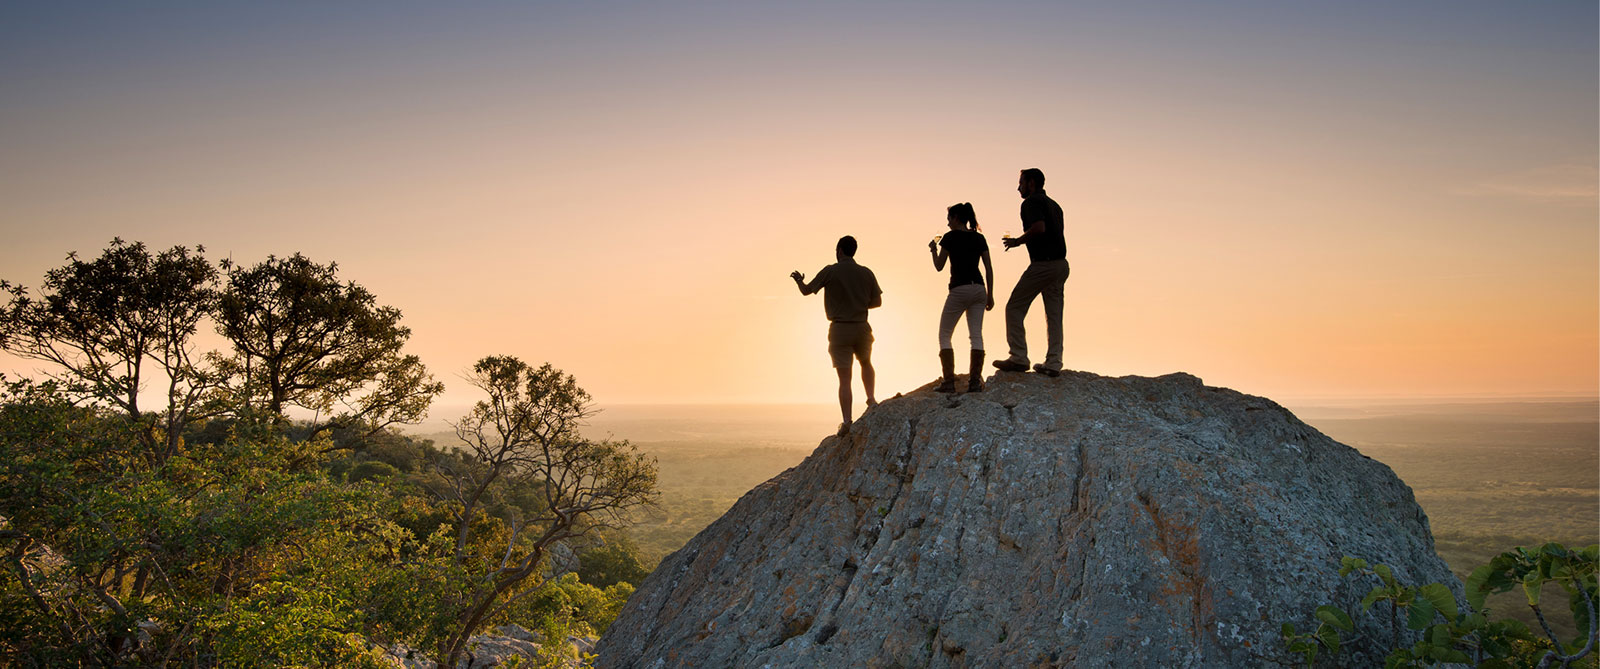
[
  {"x1": 1032, "y1": 364, "x2": 1061, "y2": 378},
  {"x1": 936, "y1": 349, "x2": 957, "y2": 393},
  {"x1": 967, "y1": 350, "x2": 985, "y2": 392},
  {"x1": 992, "y1": 359, "x2": 1028, "y2": 373}
]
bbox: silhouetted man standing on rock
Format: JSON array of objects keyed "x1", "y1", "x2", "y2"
[
  {"x1": 792, "y1": 235, "x2": 882, "y2": 435},
  {"x1": 995, "y1": 168, "x2": 1070, "y2": 377}
]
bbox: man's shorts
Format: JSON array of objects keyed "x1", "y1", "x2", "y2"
[{"x1": 828, "y1": 321, "x2": 873, "y2": 368}]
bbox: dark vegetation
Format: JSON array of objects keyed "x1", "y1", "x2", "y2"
[
  {"x1": 0, "y1": 240, "x2": 658, "y2": 667},
  {"x1": 1283, "y1": 546, "x2": 1596, "y2": 668}
]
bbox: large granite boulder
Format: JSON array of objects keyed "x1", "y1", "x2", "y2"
[{"x1": 597, "y1": 371, "x2": 1457, "y2": 667}]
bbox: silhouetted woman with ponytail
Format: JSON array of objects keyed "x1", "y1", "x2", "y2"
[{"x1": 928, "y1": 202, "x2": 993, "y2": 393}]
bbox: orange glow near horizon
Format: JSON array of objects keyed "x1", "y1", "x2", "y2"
[{"x1": 0, "y1": 4, "x2": 1594, "y2": 413}]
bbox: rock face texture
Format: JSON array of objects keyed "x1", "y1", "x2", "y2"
[{"x1": 597, "y1": 372, "x2": 1456, "y2": 668}]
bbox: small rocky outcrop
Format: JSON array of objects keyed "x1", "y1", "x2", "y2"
[{"x1": 597, "y1": 371, "x2": 1458, "y2": 668}]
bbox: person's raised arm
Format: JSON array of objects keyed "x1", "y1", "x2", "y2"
[
  {"x1": 981, "y1": 247, "x2": 995, "y2": 310},
  {"x1": 929, "y1": 239, "x2": 949, "y2": 271},
  {"x1": 791, "y1": 270, "x2": 823, "y2": 296}
]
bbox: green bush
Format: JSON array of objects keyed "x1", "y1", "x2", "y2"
[
  {"x1": 347, "y1": 460, "x2": 401, "y2": 483},
  {"x1": 577, "y1": 532, "x2": 653, "y2": 589},
  {"x1": 0, "y1": 381, "x2": 406, "y2": 665},
  {"x1": 1283, "y1": 543, "x2": 1598, "y2": 668},
  {"x1": 198, "y1": 580, "x2": 386, "y2": 668},
  {"x1": 494, "y1": 572, "x2": 636, "y2": 639}
]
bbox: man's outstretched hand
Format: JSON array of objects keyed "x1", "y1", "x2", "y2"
[{"x1": 790, "y1": 271, "x2": 805, "y2": 283}]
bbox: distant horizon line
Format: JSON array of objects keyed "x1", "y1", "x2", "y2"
[
  {"x1": 590, "y1": 391, "x2": 1600, "y2": 407},
  {"x1": 397, "y1": 391, "x2": 1599, "y2": 438},
  {"x1": 416, "y1": 392, "x2": 1600, "y2": 411},
  {"x1": 592, "y1": 388, "x2": 1600, "y2": 404}
]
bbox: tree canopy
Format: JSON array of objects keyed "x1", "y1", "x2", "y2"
[
  {"x1": 214, "y1": 253, "x2": 442, "y2": 438},
  {"x1": 433, "y1": 355, "x2": 658, "y2": 667},
  {"x1": 0, "y1": 239, "x2": 219, "y2": 457}
]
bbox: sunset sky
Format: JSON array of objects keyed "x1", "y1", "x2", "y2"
[{"x1": 1, "y1": 2, "x2": 1595, "y2": 414}]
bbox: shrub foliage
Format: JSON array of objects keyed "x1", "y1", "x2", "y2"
[
  {"x1": 0, "y1": 240, "x2": 657, "y2": 667},
  {"x1": 1284, "y1": 544, "x2": 1598, "y2": 668}
]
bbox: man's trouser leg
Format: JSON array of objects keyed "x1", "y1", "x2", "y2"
[
  {"x1": 1004, "y1": 263, "x2": 1048, "y2": 365},
  {"x1": 1039, "y1": 260, "x2": 1071, "y2": 371}
]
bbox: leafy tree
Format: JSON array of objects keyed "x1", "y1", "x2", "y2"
[
  {"x1": 1467, "y1": 544, "x2": 1600, "y2": 667},
  {"x1": 326, "y1": 425, "x2": 432, "y2": 474},
  {"x1": 431, "y1": 355, "x2": 658, "y2": 668},
  {"x1": 503, "y1": 572, "x2": 635, "y2": 646},
  {"x1": 213, "y1": 253, "x2": 442, "y2": 440},
  {"x1": 575, "y1": 530, "x2": 653, "y2": 589},
  {"x1": 1283, "y1": 545, "x2": 1598, "y2": 668},
  {"x1": 0, "y1": 239, "x2": 222, "y2": 458}
]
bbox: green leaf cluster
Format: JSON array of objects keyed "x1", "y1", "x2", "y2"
[{"x1": 1283, "y1": 548, "x2": 1599, "y2": 668}]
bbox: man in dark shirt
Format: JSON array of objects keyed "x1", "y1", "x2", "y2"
[
  {"x1": 791, "y1": 235, "x2": 883, "y2": 434},
  {"x1": 995, "y1": 168, "x2": 1071, "y2": 377}
]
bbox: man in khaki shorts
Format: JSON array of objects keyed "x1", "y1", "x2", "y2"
[{"x1": 791, "y1": 235, "x2": 882, "y2": 434}]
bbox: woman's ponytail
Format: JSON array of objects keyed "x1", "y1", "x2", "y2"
[{"x1": 948, "y1": 202, "x2": 980, "y2": 232}]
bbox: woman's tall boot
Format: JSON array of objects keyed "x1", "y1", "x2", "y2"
[{"x1": 937, "y1": 349, "x2": 957, "y2": 393}]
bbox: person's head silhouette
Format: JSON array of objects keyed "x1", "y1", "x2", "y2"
[
  {"x1": 837, "y1": 235, "x2": 857, "y2": 260},
  {"x1": 1018, "y1": 168, "x2": 1045, "y2": 199},
  {"x1": 947, "y1": 202, "x2": 979, "y2": 232}
]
